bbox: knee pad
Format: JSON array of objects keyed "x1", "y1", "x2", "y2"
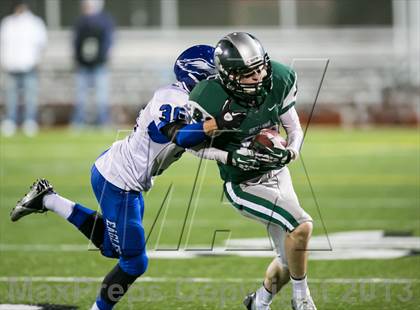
[{"x1": 119, "y1": 253, "x2": 148, "y2": 277}]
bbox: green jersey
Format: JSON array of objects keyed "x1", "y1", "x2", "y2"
[{"x1": 189, "y1": 61, "x2": 297, "y2": 184}]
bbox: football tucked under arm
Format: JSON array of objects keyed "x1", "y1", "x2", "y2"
[
  {"x1": 250, "y1": 129, "x2": 294, "y2": 166},
  {"x1": 251, "y1": 128, "x2": 288, "y2": 150}
]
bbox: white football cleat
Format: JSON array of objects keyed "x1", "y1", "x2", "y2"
[{"x1": 291, "y1": 295, "x2": 317, "y2": 310}]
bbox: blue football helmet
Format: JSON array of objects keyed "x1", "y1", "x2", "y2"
[{"x1": 174, "y1": 45, "x2": 216, "y2": 92}]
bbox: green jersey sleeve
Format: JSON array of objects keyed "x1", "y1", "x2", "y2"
[{"x1": 271, "y1": 61, "x2": 298, "y2": 115}]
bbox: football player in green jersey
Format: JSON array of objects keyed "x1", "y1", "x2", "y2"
[{"x1": 189, "y1": 32, "x2": 316, "y2": 310}]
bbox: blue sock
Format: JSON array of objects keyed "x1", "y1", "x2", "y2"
[{"x1": 95, "y1": 298, "x2": 114, "y2": 310}]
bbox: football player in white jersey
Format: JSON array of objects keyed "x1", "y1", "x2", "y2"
[{"x1": 10, "y1": 45, "x2": 259, "y2": 310}]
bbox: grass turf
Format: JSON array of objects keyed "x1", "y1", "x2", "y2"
[{"x1": 0, "y1": 127, "x2": 419, "y2": 309}]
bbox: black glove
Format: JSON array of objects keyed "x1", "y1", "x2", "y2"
[
  {"x1": 227, "y1": 148, "x2": 260, "y2": 171},
  {"x1": 215, "y1": 99, "x2": 246, "y2": 130}
]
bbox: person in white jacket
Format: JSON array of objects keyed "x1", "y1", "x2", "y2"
[{"x1": 0, "y1": 1, "x2": 47, "y2": 136}]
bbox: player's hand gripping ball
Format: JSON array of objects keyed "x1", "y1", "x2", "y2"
[
  {"x1": 251, "y1": 128, "x2": 287, "y2": 150},
  {"x1": 251, "y1": 129, "x2": 293, "y2": 166}
]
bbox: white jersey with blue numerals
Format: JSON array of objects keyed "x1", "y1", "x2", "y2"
[{"x1": 95, "y1": 82, "x2": 191, "y2": 192}]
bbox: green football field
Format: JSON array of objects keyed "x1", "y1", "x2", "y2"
[{"x1": 0, "y1": 127, "x2": 419, "y2": 309}]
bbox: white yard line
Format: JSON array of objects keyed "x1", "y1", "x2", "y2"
[
  {"x1": 0, "y1": 306, "x2": 42, "y2": 310},
  {"x1": 0, "y1": 244, "x2": 89, "y2": 252},
  {"x1": 0, "y1": 276, "x2": 418, "y2": 284},
  {"x1": 0, "y1": 244, "x2": 410, "y2": 261},
  {"x1": 2, "y1": 228, "x2": 420, "y2": 261}
]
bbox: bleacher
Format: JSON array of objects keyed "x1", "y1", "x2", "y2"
[{"x1": 1, "y1": 27, "x2": 418, "y2": 125}]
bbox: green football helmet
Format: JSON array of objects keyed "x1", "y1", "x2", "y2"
[{"x1": 214, "y1": 32, "x2": 273, "y2": 106}]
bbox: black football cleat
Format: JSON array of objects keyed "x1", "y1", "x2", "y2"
[
  {"x1": 10, "y1": 179, "x2": 54, "y2": 222},
  {"x1": 244, "y1": 291, "x2": 272, "y2": 310},
  {"x1": 243, "y1": 292, "x2": 258, "y2": 310}
]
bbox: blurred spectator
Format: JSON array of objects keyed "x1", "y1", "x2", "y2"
[
  {"x1": 72, "y1": 0, "x2": 114, "y2": 127},
  {"x1": 0, "y1": 0, "x2": 47, "y2": 137}
]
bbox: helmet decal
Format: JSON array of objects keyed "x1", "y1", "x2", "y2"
[
  {"x1": 176, "y1": 58, "x2": 216, "y2": 77},
  {"x1": 245, "y1": 55, "x2": 263, "y2": 66},
  {"x1": 173, "y1": 45, "x2": 216, "y2": 92}
]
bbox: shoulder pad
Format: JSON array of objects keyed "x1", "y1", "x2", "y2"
[
  {"x1": 189, "y1": 80, "x2": 230, "y2": 117},
  {"x1": 271, "y1": 61, "x2": 296, "y2": 87}
]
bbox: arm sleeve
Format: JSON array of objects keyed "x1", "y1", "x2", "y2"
[
  {"x1": 186, "y1": 147, "x2": 228, "y2": 164},
  {"x1": 174, "y1": 122, "x2": 207, "y2": 148},
  {"x1": 279, "y1": 106, "x2": 303, "y2": 159}
]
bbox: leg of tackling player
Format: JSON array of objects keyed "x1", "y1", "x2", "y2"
[{"x1": 10, "y1": 165, "x2": 149, "y2": 310}]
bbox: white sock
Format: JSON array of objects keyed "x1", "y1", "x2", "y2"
[
  {"x1": 90, "y1": 302, "x2": 100, "y2": 310},
  {"x1": 291, "y1": 275, "x2": 310, "y2": 299},
  {"x1": 43, "y1": 193, "x2": 75, "y2": 220},
  {"x1": 256, "y1": 284, "x2": 272, "y2": 309}
]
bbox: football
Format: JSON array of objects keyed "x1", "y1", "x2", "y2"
[{"x1": 251, "y1": 128, "x2": 287, "y2": 151}]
